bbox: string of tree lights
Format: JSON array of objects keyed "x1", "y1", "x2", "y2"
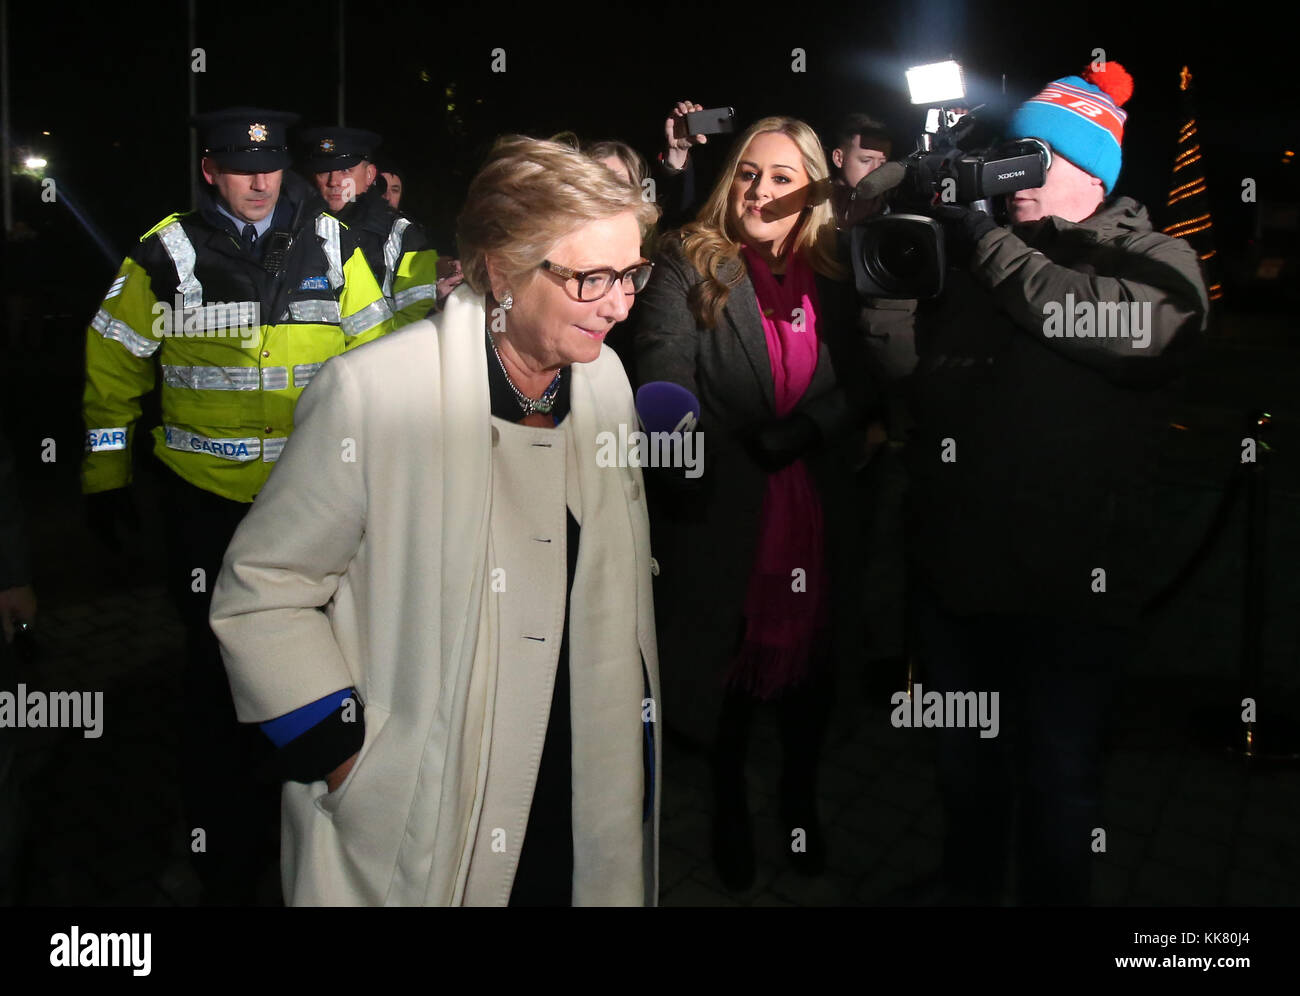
[{"x1": 1164, "y1": 65, "x2": 1224, "y2": 303}]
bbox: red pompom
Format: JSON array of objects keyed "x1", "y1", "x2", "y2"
[{"x1": 1082, "y1": 61, "x2": 1134, "y2": 106}]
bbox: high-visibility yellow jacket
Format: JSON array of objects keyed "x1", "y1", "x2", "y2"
[
  {"x1": 82, "y1": 176, "x2": 395, "y2": 503},
  {"x1": 337, "y1": 187, "x2": 440, "y2": 328}
]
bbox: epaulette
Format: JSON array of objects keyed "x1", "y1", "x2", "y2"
[{"x1": 140, "y1": 212, "x2": 191, "y2": 242}]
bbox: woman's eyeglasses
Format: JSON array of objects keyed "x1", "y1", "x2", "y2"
[{"x1": 540, "y1": 259, "x2": 655, "y2": 301}]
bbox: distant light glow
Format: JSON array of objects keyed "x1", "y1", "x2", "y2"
[
  {"x1": 24, "y1": 157, "x2": 47, "y2": 169},
  {"x1": 906, "y1": 61, "x2": 965, "y2": 105}
]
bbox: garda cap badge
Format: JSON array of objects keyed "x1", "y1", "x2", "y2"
[
  {"x1": 319, "y1": 138, "x2": 335, "y2": 153},
  {"x1": 248, "y1": 122, "x2": 269, "y2": 143}
]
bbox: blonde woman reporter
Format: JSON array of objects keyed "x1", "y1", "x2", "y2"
[
  {"x1": 630, "y1": 117, "x2": 875, "y2": 889},
  {"x1": 210, "y1": 137, "x2": 662, "y2": 906}
]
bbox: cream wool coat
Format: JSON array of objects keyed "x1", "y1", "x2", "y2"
[{"x1": 210, "y1": 286, "x2": 662, "y2": 905}]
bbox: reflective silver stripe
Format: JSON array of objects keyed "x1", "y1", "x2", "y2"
[
  {"x1": 85, "y1": 427, "x2": 128, "y2": 452},
  {"x1": 381, "y1": 217, "x2": 412, "y2": 299},
  {"x1": 293, "y1": 362, "x2": 324, "y2": 388},
  {"x1": 162, "y1": 365, "x2": 261, "y2": 391},
  {"x1": 339, "y1": 297, "x2": 392, "y2": 336},
  {"x1": 104, "y1": 275, "x2": 127, "y2": 300},
  {"x1": 193, "y1": 301, "x2": 259, "y2": 331},
  {"x1": 288, "y1": 299, "x2": 341, "y2": 324},
  {"x1": 261, "y1": 367, "x2": 289, "y2": 391},
  {"x1": 163, "y1": 425, "x2": 260, "y2": 462},
  {"x1": 92, "y1": 307, "x2": 160, "y2": 358},
  {"x1": 157, "y1": 221, "x2": 202, "y2": 308},
  {"x1": 159, "y1": 301, "x2": 260, "y2": 334},
  {"x1": 392, "y1": 283, "x2": 436, "y2": 312},
  {"x1": 261, "y1": 437, "x2": 288, "y2": 463},
  {"x1": 316, "y1": 215, "x2": 344, "y2": 289}
]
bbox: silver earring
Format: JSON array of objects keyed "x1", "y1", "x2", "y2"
[{"x1": 499, "y1": 292, "x2": 513, "y2": 311}]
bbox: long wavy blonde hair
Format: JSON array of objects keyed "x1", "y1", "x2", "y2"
[{"x1": 679, "y1": 116, "x2": 844, "y2": 329}]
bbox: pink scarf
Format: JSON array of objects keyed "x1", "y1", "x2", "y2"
[{"x1": 726, "y1": 245, "x2": 828, "y2": 700}]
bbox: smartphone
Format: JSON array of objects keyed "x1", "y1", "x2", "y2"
[{"x1": 682, "y1": 107, "x2": 735, "y2": 137}]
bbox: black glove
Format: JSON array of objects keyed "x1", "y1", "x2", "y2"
[
  {"x1": 85, "y1": 487, "x2": 141, "y2": 553},
  {"x1": 747, "y1": 413, "x2": 820, "y2": 472},
  {"x1": 929, "y1": 203, "x2": 1000, "y2": 269}
]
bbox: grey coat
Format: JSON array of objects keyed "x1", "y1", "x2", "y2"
[{"x1": 630, "y1": 238, "x2": 876, "y2": 744}]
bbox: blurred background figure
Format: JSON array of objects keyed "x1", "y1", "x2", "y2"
[
  {"x1": 376, "y1": 160, "x2": 466, "y2": 305},
  {"x1": 378, "y1": 164, "x2": 405, "y2": 211},
  {"x1": 585, "y1": 139, "x2": 648, "y2": 191},
  {"x1": 828, "y1": 113, "x2": 893, "y2": 230}
]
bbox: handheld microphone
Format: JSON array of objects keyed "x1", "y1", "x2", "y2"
[{"x1": 635, "y1": 381, "x2": 700, "y2": 434}]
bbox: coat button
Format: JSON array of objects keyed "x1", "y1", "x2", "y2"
[
  {"x1": 490, "y1": 426, "x2": 500, "y2": 446},
  {"x1": 650, "y1": 557, "x2": 660, "y2": 577},
  {"x1": 261, "y1": 350, "x2": 271, "y2": 358},
  {"x1": 264, "y1": 425, "x2": 273, "y2": 433}
]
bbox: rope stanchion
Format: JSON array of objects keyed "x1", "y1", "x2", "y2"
[{"x1": 1152, "y1": 409, "x2": 1299, "y2": 764}]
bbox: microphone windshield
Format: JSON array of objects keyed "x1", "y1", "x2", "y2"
[
  {"x1": 854, "y1": 160, "x2": 907, "y2": 201},
  {"x1": 635, "y1": 381, "x2": 701, "y2": 434}
]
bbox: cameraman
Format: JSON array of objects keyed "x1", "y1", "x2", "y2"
[{"x1": 866, "y1": 63, "x2": 1209, "y2": 904}]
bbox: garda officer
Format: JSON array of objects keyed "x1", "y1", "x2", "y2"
[
  {"x1": 299, "y1": 126, "x2": 458, "y2": 326},
  {"x1": 81, "y1": 107, "x2": 395, "y2": 904}
]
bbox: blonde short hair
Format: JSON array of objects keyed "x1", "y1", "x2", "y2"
[
  {"x1": 583, "y1": 139, "x2": 650, "y2": 189},
  {"x1": 457, "y1": 136, "x2": 660, "y2": 296}
]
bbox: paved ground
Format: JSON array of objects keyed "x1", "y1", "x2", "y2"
[{"x1": 2, "y1": 315, "x2": 1298, "y2": 907}]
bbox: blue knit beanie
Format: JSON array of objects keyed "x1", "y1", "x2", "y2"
[{"x1": 1006, "y1": 62, "x2": 1133, "y2": 194}]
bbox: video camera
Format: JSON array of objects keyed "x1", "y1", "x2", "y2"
[{"x1": 850, "y1": 61, "x2": 1050, "y2": 299}]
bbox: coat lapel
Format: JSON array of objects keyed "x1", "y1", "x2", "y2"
[
  {"x1": 565, "y1": 362, "x2": 654, "y2": 904},
  {"x1": 407, "y1": 289, "x2": 498, "y2": 906},
  {"x1": 723, "y1": 264, "x2": 777, "y2": 415}
]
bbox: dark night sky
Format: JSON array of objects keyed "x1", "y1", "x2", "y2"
[{"x1": 6, "y1": 0, "x2": 1296, "y2": 277}]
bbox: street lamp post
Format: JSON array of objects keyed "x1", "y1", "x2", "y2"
[{"x1": 2, "y1": 0, "x2": 12, "y2": 235}]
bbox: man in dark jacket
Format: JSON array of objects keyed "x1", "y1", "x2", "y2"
[
  {"x1": 866, "y1": 63, "x2": 1209, "y2": 904},
  {"x1": 829, "y1": 113, "x2": 893, "y2": 231}
]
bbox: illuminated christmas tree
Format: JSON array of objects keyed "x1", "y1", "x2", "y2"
[{"x1": 1163, "y1": 65, "x2": 1223, "y2": 303}]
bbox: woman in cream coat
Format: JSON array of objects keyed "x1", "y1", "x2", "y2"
[{"x1": 210, "y1": 137, "x2": 662, "y2": 906}]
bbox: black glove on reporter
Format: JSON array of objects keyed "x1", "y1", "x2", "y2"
[
  {"x1": 747, "y1": 412, "x2": 821, "y2": 472},
  {"x1": 930, "y1": 203, "x2": 1000, "y2": 269}
]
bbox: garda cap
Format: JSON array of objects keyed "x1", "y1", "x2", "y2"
[
  {"x1": 194, "y1": 107, "x2": 299, "y2": 172},
  {"x1": 300, "y1": 126, "x2": 383, "y2": 172}
]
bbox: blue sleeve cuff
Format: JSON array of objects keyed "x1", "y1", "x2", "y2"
[{"x1": 260, "y1": 688, "x2": 356, "y2": 747}]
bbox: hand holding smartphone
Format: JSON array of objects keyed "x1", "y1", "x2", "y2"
[{"x1": 681, "y1": 106, "x2": 735, "y2": 137}]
